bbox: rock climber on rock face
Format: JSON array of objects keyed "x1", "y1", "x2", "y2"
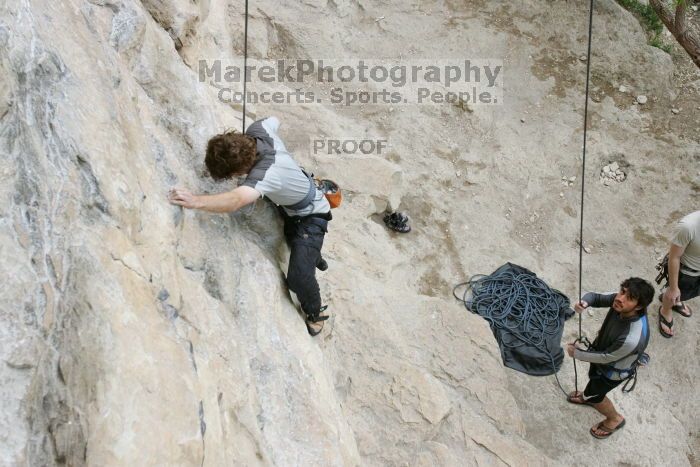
[
  {"x1": 168, "y1": 116, "x2": 332, "y2": 336},
  {"x1": 565, "y1": 277, "x2": 654, "y2": 439},
  {"x1": 658, "y1": 210, "x2": 699, "y2": 338}
]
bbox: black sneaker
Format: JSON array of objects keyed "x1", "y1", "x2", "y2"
[{"x1": 384, "y1": 211, "x2": 411, "y2": 233}]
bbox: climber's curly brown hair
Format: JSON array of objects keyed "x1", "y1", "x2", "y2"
[{"x1": 205, "y1": 130, "x2": 257, "y2": 180}]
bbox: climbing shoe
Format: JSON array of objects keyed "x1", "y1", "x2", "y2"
[
  {"x1": 317, "y1": 257, "x2": 329, "y2": 271},
  {"x1": 383, "y1": 211, "x2": 411, "y2": 233},
  {"x1": 306, "y1": 305, "x2": 329, "y2": 336}
]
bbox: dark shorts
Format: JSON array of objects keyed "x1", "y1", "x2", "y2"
[
  {"x1": 583, "y1": 366, "x2": 623, "y2": 404},
  {"x1": 679, "y1": 270, "x2": 700, "y2": 302}
]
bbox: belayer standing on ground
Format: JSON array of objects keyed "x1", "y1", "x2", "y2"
[
  {"x1": 565, "y1": 277, "x2": 654, "y2": 439},
  {"x1": 168, "y1": 116, "x2": 332, "y2": 336},
  {"x1": 658, "y1": 210, "x2": 699, "y2": 338}
]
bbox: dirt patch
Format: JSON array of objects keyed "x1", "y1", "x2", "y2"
[
  {"x1": 633, "y1": 226, "x2": 663, "y2": 247},
  {"x1": 531, "y1": 50, "x2": 581, "y2": 99},
  {"x1": 419, "y1": 265, "x2": 449, "y2": 297}
]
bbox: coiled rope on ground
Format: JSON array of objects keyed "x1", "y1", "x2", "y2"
[{"x1": 453, "y1": 269, "x2": 572, "y2": 396}]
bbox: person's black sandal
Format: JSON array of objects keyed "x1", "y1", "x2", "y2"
[
  {"x1": 658, "y1": 292, "x2": 692, "y2": 317},
  {"x1": 672, "y1": 303, "x2": 692, "y2": 318},
  {"x1": 658, "y1": 307, "x2": 674, "y2": 338}
]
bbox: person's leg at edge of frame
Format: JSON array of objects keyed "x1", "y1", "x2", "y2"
[
  {"x1": 679, "y1": 271, "x2": 700, "y2": 311},
  {"x1": 662, "y1": 271, "x2": 699, "y2": 336}
]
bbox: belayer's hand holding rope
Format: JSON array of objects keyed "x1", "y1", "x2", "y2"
[
  {"x1": 566, "y1": 300, "x2": 590, "y2": 358},
  {"x1": 574, "y1": 300, "x2": 589, "y2": 314}
]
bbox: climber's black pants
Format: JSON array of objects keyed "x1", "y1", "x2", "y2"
[{"x1": 282, "y1": 213, "x2": 330, "y2": 318}]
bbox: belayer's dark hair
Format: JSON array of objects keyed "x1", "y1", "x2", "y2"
[
  {"x1": 620, "y1": 277, "x2": 655, "y2": 312},
  {"x1": 205, "y1": 130, "x2": 257, "y2": 180}
]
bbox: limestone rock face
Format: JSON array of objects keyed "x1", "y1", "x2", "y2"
[
  {"x1": 1, "y1": 0, "x2": 698, "y2": 466},
  {"x1": 0, "y1": 0, "x2": 357, "y2": 465}
]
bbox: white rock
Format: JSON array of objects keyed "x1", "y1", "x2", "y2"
[
  {"x1": 671, "y1": 108, "x2": 680, "y2": 114},
  {"x1": 610, "y1": 162, "x2": 619, "y2": 171},
  {"x1": 637, "y1": 95, "x2": 648, "y2": 105},
  {"x1": 603, "y1": 166, "x2": 611, "y2": 173},
  {"x1": 618, "y1": 85, "x2": 627, "y2": 93},
  {"x1": 569, "y1": 176, "x2": 576, "y2": 182}
]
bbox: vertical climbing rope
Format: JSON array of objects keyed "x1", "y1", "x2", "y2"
[
  {"x1": 242, "y1": 0, "x2": 249, "y2": 133},
  {"x1": 574, "y1": 0, "x2": 595, "y2": 395}
]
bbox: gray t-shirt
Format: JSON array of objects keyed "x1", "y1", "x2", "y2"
[
  {"x1": 243, "y1": 117, "x2": 330, "y2": 216},
  {"x1": 672, "y1": 210, "x2": 700, "y2": 276}
]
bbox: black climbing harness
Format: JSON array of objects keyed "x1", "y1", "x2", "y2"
[{"x1": 655, "y1": 254, "x2": 670, "y2": 286}]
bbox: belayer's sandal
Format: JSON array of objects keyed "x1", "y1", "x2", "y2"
[
  {"x1": 590, "y1": 419, "x2": 625, "y2": 439},
  {"x1": 672, "y1": 303, "x2": 692, "y2": 318},
  {"x1": 658, "y1": 307, "x2": 674, "y2": 338},
  {"x1": 567, "y1": 391, "x2": 594, "y2": 407},
  {"x1": 306, "y1": 305, "x2": 329, "y2": 336},
  {"x1": 657, "y1": 293, "x2": 693, "y2": 317}
]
